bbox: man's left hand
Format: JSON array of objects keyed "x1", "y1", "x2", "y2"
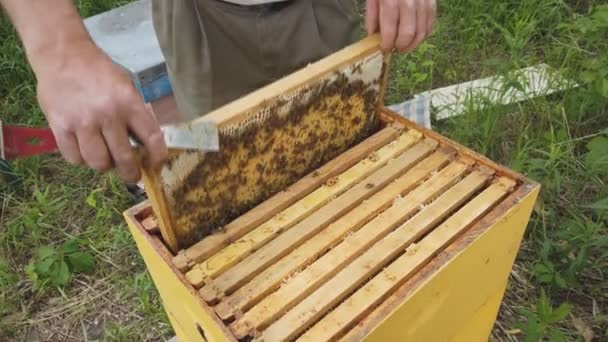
[{"x1": 366, "y1": 0, "x2": 437, "y2": 52}]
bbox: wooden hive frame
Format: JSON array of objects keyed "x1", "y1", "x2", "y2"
[
  {"x1": 141, "y1": 35, "x2": 389, "y2": 253},
  {"x1": 125, "y1": 35, "x2": 540, "y2": 342}
]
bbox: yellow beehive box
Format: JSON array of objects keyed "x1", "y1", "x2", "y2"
[{"x1": 123, "y1": 36, "x2": 539, "y2": 342}]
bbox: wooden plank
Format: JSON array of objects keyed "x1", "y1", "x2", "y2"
[
  {"x1": 184, "y1": 131, "x2": 423, "y2": 287},
  {"x1": 261, "y1": 169, "x2": 493, "y2": 342},
  {"x1": 172, "y1": 124, "x2": 404, "y2": 272},
  {"x1": 200, "y1": 138, "x2": 439, "y2": 302},
  {"x1": 141, "y1": 168, "x2": 178, "y2": 252},
  {"x1": 228, "y1": 159, "x2": 472, "y2": 338},
  {"x1": 299, "y1": 177, "x2": 516, "y2": 341},
  {"x1": 141, "y1": 216, "x2": 159, "y2": 233},
  {"x1": 218, "y1": 149, "x2": 458, "y2": 323}
]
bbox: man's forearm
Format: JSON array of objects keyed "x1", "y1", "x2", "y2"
[{"x1": 0, "y1": 0, "x2": 92, "y2": 74}]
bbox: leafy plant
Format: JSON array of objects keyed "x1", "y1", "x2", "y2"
[
  {"x1": 386, "y1": 41, "x2": 436, "y2": 103},
  {"x1": 86, "y1": 187, "x2": 117, "y2": 224},
  {"x1": 517, "y1": 290, "x2": 572, "y2": 341},
  {"x1": 4, "y1": 186, "x2": 64, "y2": 249},
  {"x1": 532, "y1": 215, "x2": 607, "y2": 289},
  {"x1": 25, "y1": 239, "x2": 95, "y2": 289},
  {"x1": 584, "y1": 134, "x2": 608, "y2": 176},
  {"x1": 0, "y1": 257, "x2": 18, "y2": 316},
  {"x1": 571, "y1": 5, "x2": 608, "y2": 98}
]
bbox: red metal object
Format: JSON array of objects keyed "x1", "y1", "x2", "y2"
[{"x1": 0, "y1": 120, "x2": 58, "y2": 160}]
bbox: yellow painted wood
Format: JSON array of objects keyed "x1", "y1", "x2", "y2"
[
  {"x1": 200, "y1": 138, "x2": 438, "y2": 303},
  {"x1": 184, "y1": 131, "x2": 422, "y2": 288},
  {"x1": 263, "y1": 170, "x2": 492, "y2": 341},
  {"x1": 123, "y1": 209, "x2": 234, "y2": 342},
  {"x1": 341, "y1": 184, "x2": 540, "y2": 342},
  {"x1": 450, "y1": 289, "x2": 506, "y2": 342},
  {"x1": 141, "y1": 167, "x2": 179, "y2": 252},
  {"x1": 227, "y1": 159, "x2": 470, "y2": 337},
  {"x1": 167, "y1": 310, "x2": 206, "y2": 342},
  {"x1": 300, "y1": 177, "x2": 515, "y2": 341}
]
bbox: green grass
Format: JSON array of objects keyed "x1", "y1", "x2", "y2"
[{"x1": 1, "y1": 0, "x2": 607, "y2": 341}]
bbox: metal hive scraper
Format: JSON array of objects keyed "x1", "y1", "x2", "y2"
[{"x1": 0, "y1": 119, "x2": 219, "y2": 161}]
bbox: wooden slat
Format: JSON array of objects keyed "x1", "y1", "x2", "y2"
[
  {"x1": 200, "y1": 138, "x2": 439, "y2": 302},
  {"x1": 229, "y1": 160, "x2": 472, "y2": 338},
  {"x1": 172, "y1": 125, "x2": 404, "y2": 272},
  {"x1": 261, "y1": 169, "x2": 493, "y2": 342},
  {"x1": 184, "y1": 131, "x2": 423, "y2": 287},
  {"x1": 141, "y1": 216, "x2": 159, "y2": 233},
  {"x1": 141, "y1": 168, "x2": 178, "y2": 252},
  {"x1": 299, "y1": 177, "x2": 516, "y2": 341},
  {"x1": 218, "y1": 149, "x2": 457, "y2": 323}
]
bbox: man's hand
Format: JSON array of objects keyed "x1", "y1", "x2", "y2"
[
  {"x1": 36, "y1": 40, "x2": 167, "y2": 182},
  {"x1": 1, "y1": 0, "x2": 167, "y2": 182},
  {"x1": 366, "y1": 0, "x2": 437, "y2": 52}
]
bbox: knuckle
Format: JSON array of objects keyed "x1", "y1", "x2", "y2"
[
  {"x1": 382, "y1": 26, "x2": 397, "y2": 42},
  {"x1": 89, "y1": 158, "x2": 112, "y2": 172},
  {"x1": 147, "y1": 130, "x2": 165, "y2": 147},
  {"x1": 116, "y1": 151, "x2": 135, "y2": 165},
  {"x1": 79, "y1": 118, "x2": 98, "y2": 131},
  {"x1": 403, "y1": 29, "x2": 415, "y2": 38},
  {"x1": 90, "y1": 97, "x2": 113, "y2": 115},
  {"x1": 119, "y1": 84, "x2": 139, "y2": 102},
  {"x1": 398, "y1": 32, "x2": 415, "y2": 46},
  {"x1": 415, "y1": 32, "x2": 426, "y2": 44},
  {"x1": 130, "y1": 103, "x2": 149, "y2": 119},
  {"x1": 95, "y1": 163, "x2": 112, "y2": 172},
  {"x1": 63, "y1": 153, "x2": 82, "y2": 165},
  {"x1": 120, "y1": 167, "x2": 140, "y2": 182},
  {"x1": 51, "y1": 121, "x2": 71, "y2": 134},
  {"x1": 101, "y1": 111, "x2": 122, "y2": 128},
  {"x1": 386, "y1": 0, "x2": 398, "y2": 8}
]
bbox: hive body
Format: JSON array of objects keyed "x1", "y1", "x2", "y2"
[
  {"x1": 126, "y1": 36, "x2": 539, "y2": 342},
  {"x1": 124, "y1": 110, "x2": 539, "y2": 342}
]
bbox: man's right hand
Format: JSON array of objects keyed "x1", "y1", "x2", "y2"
[{"x1": 35, "y1": 40, "x2": 168, "y2": 182}]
